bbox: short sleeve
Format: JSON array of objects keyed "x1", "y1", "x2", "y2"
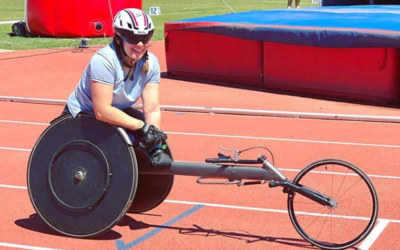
[
  {"x1": 148, "y1": 55, "x2": 160, "y2": 84},
  {"x1": 89, "y1": 53, "x2": 116, "y2": 85}
]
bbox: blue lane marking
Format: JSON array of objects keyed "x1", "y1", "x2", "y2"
[{"x1": 115, "y1": 204, "x2": 204, "y2": 250}]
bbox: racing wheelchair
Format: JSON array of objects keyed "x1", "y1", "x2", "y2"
[{"x1": 27, "y1": 113, "x2": 379, "y2": 250}]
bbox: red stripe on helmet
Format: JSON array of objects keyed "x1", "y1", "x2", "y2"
[{"x1": 126, "y1": 9, "x2": 139, "y2": 28}]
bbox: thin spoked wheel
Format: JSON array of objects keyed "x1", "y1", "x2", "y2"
[{"x1": 287, "y1": 159, "x2": 378, "y2": 250}]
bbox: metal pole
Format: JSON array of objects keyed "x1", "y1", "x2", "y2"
[
  {"x1": 0, "y1": 96, "x2": 67, "y2": 105},
  {"x1": 1, "y1": 95, "x2": 400, "y2": 123},
  {"x1": 139, "y1": 161, "x2": 283, "y2": 182}
]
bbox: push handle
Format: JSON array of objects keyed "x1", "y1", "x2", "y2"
[
  {"x1": 205, "y1": 151, "x2": 234, "y2": 163},
  {"x1": 218, "y1": 153, "x2": 230, "y2": 159}
]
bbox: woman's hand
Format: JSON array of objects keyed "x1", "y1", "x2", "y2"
[{"x1": 139, "y1": 123, "x2": 168, "y2": 150}]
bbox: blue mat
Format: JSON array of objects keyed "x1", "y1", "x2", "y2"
[{"x1": 170, "y1": 5, "x2": 400, "y2": 48}]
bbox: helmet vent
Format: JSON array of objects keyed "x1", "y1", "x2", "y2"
[{"x1": 127, "y1": 23, "x2": 132, "y2": 29}]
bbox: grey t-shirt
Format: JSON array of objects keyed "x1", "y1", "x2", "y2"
[{"x1": 67, "y1": 43, "x2": 160, "y2": 117}]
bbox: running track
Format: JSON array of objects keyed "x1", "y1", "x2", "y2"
[{"x1": 0, "y1": 42, "x2": 400, "y2": 250}]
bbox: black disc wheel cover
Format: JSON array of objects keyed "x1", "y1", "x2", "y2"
[
  {"x1": 128, "y1": 144, "x2": 174, "y2": 213},
  {"x1": 27, "y1": 114, "x2": 138, "y2": 238}
]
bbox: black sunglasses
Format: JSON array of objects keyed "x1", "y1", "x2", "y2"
[{"x1": 118, "y1": 29, "x2": 154, "y2": 45}]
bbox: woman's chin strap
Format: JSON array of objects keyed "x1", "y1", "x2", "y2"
[
  {"x1": 114, "y1": 35, "x2": 134, "y2": 68},
  {"x1": 124, "y1": 59, "x2": 135, "y2": 81},
  {"x1": 122, "y1": 58, "x2": 134, "y2": 68}
]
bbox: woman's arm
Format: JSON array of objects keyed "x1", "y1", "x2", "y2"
[
  {"x1": 91, "y1": 80, "x2": 145, "y2": 130},
  {"x1": 141, "y1": 83, "x2": 161, "y2": 129}
]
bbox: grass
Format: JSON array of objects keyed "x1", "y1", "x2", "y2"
[
  {"x1": 0, "y1": 0, "x2": 24, "y2": 21},
  {"x1": 0, "y1": 0, "x2": 316, "y2": 50}
]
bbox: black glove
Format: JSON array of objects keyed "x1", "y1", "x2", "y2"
[
  {"x1": 150, "y1": 149, "x2": 172, "y2": 167},
  {"x1": 139, "y1": 123, "x2": 168, "y2": 150}
]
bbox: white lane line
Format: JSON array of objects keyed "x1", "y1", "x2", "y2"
[
  {"x1": 0, "y1": 120, "x2": 49, "y2": 126},
  {"x1": 1, "y1": 184, "x2": 398, "y2": 224},
  {"x1": 166, "y1": 199, "x2": 289, "y2": 214},
  {"x1": 0, "y1": 242, "x2": 68, "y2": 250},
  {"x1": 167, "y1": 199, "x2": 375, "y2": 221},
  {"x1": 0, "y1": 146, "x2": 31, "y2": 152},
  {"x1": 166, "y1": 200, "x2": 400, "y2": 223},
  {"x1": 0, "y1": 184, "x2": 27, "y2": 189},
  {"x1": 280, "y1": 168, "x2": 400, "y2": 180},
  {"x1": 1, "y1": 183, "x2": 400, "y2": 232},
  {"x1": 168, "y1": 199, "x2": 374, "y2": 221},
  {"x1": 221, "y1": 0, "x2": 236, "y2": 13},
  {"x1": 167, "y1": 131, "x2": 400, "y2": 149},
  {"x1": 1, "y1": 119, "x2": 400, "y2": 149},
  {"x1": 357, "y1": 219, "x2": 391, "y2": 250}
]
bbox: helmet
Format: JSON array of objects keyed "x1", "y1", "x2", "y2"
[{"x1": 113, "y1": 8, "x2": 154, "y2": 44}]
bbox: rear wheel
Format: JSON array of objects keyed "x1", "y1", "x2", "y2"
[
  {"x1": 287, "y1": 159, "x2": 378, "y2": 250},
  {"x1": 27, "y1": 114, "x2": 137, "y2": 238},
  {"x1": 128, "y1": 144, "x2": 174, "y2": 213}
]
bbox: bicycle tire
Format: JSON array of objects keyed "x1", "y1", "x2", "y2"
[{"x1": 287, "y1": 159, "x2": 378, "y2": 250}]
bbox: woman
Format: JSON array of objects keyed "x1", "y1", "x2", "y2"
[{"x1": 65, "y1": 8, "x2": 170, "y2": 167}]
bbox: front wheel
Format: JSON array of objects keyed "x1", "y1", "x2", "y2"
[{"x1": 287, "y1": 159, "x2": 378, "y2": 250}]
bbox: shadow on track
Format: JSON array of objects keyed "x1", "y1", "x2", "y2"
[
  {"x1": 15, "y1": 213, "x2": 122, "y2": 240},
  {"x1": 118, "y1": 215, "x2": 315, "y2": 249}
]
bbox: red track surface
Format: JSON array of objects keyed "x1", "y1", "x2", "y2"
[{"x1": 1, "y1": 42, "x2": 400, "y2": 250}]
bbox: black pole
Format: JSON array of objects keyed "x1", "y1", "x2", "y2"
[{"x1": 139, "y1": 161, "x2": 281, "y2": 182}]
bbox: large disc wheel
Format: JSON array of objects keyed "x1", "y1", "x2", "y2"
[
  {"x1": 27, "y1": 114, "x2": 138, "y2": 238},
  {"x1": 128, "y1": 146, "x2": 174, "y2": 213},
  {"x1": 287, "y1": 159, "x2": 378, "y2": 250}
]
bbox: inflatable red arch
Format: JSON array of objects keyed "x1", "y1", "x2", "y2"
[{"x1": 25, "y1": 0, "x2": 142, "y2": 37}]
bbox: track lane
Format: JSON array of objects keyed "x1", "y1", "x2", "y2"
[
  {"x1": 0, "y1": 185, "x2": 313, "y2": 250},
  {"x1": 0, "y1": 104, "x2": 399, "y2": 218},
  {"x1": 2, "y1": 41, "x2": 399, "y2": 250},
  {"x1": 1, "y1": 102, "x2": 399, "y2": 249},
  {"x1": 0, "y1": 102, "x2": 62, "y2": 123},
  {"x1": 2, "y1": 102, "x2": 400, "y2": 148},
  {"x1": 2, "y1": 118, "x2": 400, "y2": 178},
  {"x1": 2, "y1": 103, "x2": 400, "y2": 176}
]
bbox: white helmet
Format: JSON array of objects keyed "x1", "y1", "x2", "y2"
[{"x1": 113, "y1": 8, "x2": 154, "y2": 44}]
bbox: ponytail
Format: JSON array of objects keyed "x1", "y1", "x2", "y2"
[{"x1": 141, "y1": 51, "x2": 150, "y2": 74}]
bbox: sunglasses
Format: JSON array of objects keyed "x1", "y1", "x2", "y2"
[
  {"x1": 118, "y1": 30, "x2": 154, "y2": 45},
  {"x1": 122, "y1": 35, "x2": 151, "y2": 45}
]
